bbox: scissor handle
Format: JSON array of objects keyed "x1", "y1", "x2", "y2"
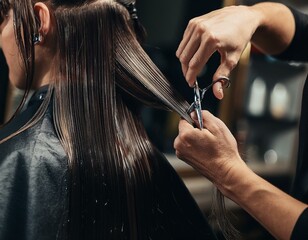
[
  {"x1": 217, "y1": 76, "x2": 231, "y2": 88},
  {"x1": 201, "y1": 76, "x2": 231, "y2": 99},
  {"x1": 187, "y1": 76, "x2": 231, "y2": 114}
]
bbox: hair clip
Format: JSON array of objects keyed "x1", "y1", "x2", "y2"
[{"x1": 126, "y1": 2, "x2": 138, "y2": 20}]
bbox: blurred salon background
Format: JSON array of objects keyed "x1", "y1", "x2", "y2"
[
  {"x1": 138, "y1": 0, "x2": 308, "y2": 239},
  {"x1": 1, "y1": 0, "x2": 308, "y2": 239}
]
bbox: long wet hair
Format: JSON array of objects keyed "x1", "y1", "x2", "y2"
[
  {"x1": 1, "y1": 0, "x2": 238, "y2": 239},
  {"x1": 1, "y1": 0, "x2": 197, "y2": 239}
]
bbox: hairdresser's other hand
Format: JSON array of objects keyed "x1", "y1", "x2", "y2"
[
  {"x1": 174, "y1": 110, "x2": 246, "y2": 189},
  {"x1": 176, "y1": 6, "x2": 259, "y2": 99},
  {"x1": 174, "y1": 110, "x2": 308, "y2": 240}
]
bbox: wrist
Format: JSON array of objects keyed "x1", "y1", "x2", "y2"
[
  {"x1": 213, "y1": 158, "x2": 257, "y2": 201},
  {"x1": 250, "y1": 3, "x2": 268, "y2": 30},
  {"x1": 249, "y1": 2, "x2": 295, "y2": 55}
]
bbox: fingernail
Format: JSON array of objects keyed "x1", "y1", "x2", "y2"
[{"x1": 218, "y1": 87, "x2": 224, "y2": 99}]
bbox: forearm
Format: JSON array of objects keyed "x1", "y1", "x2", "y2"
[
  {"x1": 250, "y1": 2, "x2": 295, "y2": 55},
  {"x1": 217, "y1": 161, "x2": 307, "y2": 240}
]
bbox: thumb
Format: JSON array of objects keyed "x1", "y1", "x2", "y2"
[
  {"x1": 213, "y1": 52, "x2": 238, "y2": 99},
  {"x1": 212, "y1": 80, "x2": 224, "y2": 100},
  {"x1": 178, "y1": 118, "x2": 196, "y2": 136}
]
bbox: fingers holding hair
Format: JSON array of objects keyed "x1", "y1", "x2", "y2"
[{"x1": 190, "y1": 110, "x2": 225, "y2": 135}]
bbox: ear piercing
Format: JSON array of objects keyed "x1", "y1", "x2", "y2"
[{"x1": 33, "y1": 33, "x2": 42, "y2": 45}]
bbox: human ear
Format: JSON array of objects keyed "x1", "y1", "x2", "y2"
[{"x1": 33, "y1": 2, "x2": 51, "y2": 44}]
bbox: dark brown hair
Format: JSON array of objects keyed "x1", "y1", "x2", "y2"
[{"x1": 1, "y1": 0, "x2": 200, "y2": 239}]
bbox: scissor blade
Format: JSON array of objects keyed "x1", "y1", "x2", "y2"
[
  {"x1": 195, "y1": 106, "x2": 203, "y2": 129},
  {"x1": 187, "y1": 102, "x2": 195, "y2": 114},
  {"x1": 194, "y1": 81, "x2": 203, "y2": 129}
]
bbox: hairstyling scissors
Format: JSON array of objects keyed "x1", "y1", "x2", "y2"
[{"x1": 187, "y1": 76, "x2": 231, "y2": 130}]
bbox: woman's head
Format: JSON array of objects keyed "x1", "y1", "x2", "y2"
[
  {"x1": 1, "y1": 0, "x2": 150, "y2": 91},
  {"x1": 2, "y1": 0, "x2": 192, "y2": 132},
  {"x1": 3, "y1": 0, "x2": 176, "y2": 123}
]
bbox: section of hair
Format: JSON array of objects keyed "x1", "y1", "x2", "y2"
[{"x1": 51, "y1": 1, "x2": 192, "y2": 238}]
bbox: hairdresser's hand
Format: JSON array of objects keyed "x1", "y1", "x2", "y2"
[
  {"x1": 174, "y1": 110, "x2": 246, "y2": 189},
  {"x1": 175, "y1": 110, "x2": 308, "y2": 240},
  {"x1": 176, "y1": 5, "x2": 259, "y2": 99}
]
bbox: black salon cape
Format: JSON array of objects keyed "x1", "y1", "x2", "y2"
[
  {"x1": 0, "y1": 87, "x2": 217, "y2": 240},
  {"x1": 0, "y1": 88, "x2": 68, "y2": 239},
  {"x1": 273, "y1": 7, "x2": 308, "y2": 240}
]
